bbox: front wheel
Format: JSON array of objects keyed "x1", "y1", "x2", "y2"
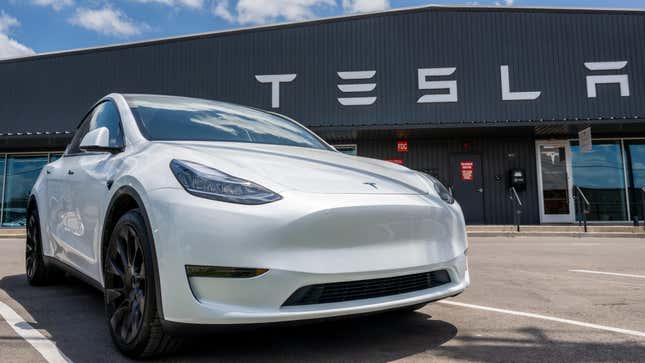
[
  {"x1": 103, "y1": 209, "x2": 180, "y2": 358},
  {"x1": 26, "y1": 210, "x2": 58, "y2": 285}
]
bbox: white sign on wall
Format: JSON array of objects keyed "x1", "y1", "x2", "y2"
[{"x1": 579, "y1": 127, "x2": 592, "y2": 153}]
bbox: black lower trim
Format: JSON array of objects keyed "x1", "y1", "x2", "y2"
[
  {"x1": 43, "y1": 255, "x2": 104, "y2": 291},
  {"x1": 160, "y1": 296, "x2": 450, "y2": 336},
  {"x1": 283, "y1": 270, "x2": 451, "y2": 306}
]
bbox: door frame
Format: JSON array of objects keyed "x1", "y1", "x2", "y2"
[{"x1": 535, "y1": 140, "x2": 575, "y2": 223}]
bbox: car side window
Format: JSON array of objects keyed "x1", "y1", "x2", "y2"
[
  {"x1": 66, "y1": 111, "x2": 94, "y2": 155},
  {"x1": 89, "y1": 101, "x2": 124, "y2": 149},
  {"x1": 65, "y1": 101, "x2": 124, "y2": 155}
]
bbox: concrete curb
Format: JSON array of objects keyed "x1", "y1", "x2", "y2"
[
  {"x1": 0, "y1": 229, "x2": 25, "y2": 239},
  {"x1": 469, "y1": 232, "x2": 645, "y2": 238}
]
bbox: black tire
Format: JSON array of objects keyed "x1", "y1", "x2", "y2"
[
  {"x1": 26, "y1": 209, "x2": 58, "y2": 286},
  {"x1": 103, "y1": 209, "x2": 180, "y2": 359}
]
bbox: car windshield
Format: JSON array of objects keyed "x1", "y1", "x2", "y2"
[{"x1": 124, "y1": 94, "x2": 329, "y2": 150}]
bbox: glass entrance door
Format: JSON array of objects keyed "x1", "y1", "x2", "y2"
[{"x1": 536, "y1": 142, "x2": 575, "y2": 223}]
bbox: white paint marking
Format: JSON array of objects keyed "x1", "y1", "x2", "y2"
[
  {"x1": 569, "y1": 269, "x2": 645, "y2": 279},
  {"x1": 0, "y1": 301, "x2": 71, "y2": 363},
  {"x1": 438, "y1": 300, "x2": 645, "y2": 338}
]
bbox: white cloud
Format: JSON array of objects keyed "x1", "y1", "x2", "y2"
[
  {"x1": 213, "y1": 0, "x2": 393, "y2": 24},
  {"x1": 129, "y1": 0, "x2": 204, "y2": 9},
  {"x1": 342, "y1": 0, "x2": 389, "y2": 13},
  {"x1": 0, "y1": 12, "x2": 20, "y2": 34},
  {"x1": 0, "y1": 12, "x2": 35, "y2": 60},
  {"x1": 495, "y1": 0, "x2": 514, "y2": 5},
  {"x1": 0, "y1": 33, "x2": 35, "y2": 59},
  {"x1": 235, "y1": 0, "x2": 335, "y2": 24},
  {"x1": 31, "y1": 0, "x2": 74, "y2": 11},
  {"x1": 69, "y1": 7, "x2": 147, "y2": 37},
  {"x1": 212, "y1": 0, "x2": 235, "y2": 22}
]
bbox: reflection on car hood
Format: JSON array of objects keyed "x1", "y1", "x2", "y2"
[{"x1": 158, "y1": 141, "x2": 431, "y2": 195}]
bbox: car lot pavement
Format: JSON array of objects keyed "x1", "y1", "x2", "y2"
[{"x1": 1, "y1": 236, "x2": 644, "y2": 362}]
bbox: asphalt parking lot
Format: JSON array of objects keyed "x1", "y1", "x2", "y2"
[{"x1": 1, "y1": 236, "x2": 644, "y2": 362}]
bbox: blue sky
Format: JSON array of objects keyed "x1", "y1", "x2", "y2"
[{"x1": 0, "y1": 0, "x2": 644, "y2": 59}]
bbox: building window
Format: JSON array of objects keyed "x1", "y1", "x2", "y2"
[
  {"x1": 334, "y1": 144, "x2": 358, "y2": 155},
  {"x1": 570, "y1": 140, "x2": 628, "y2": 221},
  {"x1": 625, "y1": 140, "x2": 645, "y2": 220},
  {"x1": 1, "y1": 155, "x2": 49, "y2": 227}
]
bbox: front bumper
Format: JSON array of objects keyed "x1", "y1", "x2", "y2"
[{"x1": 145, "y1": 188, "x2": 469, "y2": 325}]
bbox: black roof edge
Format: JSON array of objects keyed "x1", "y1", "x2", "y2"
[{"x1": 3, "y1": 4, "x2": 645, "y2": 66}]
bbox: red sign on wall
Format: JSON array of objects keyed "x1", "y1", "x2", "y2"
[
  {"x1": 385, "y1": 158, "x2": 404, "y2": 165},
  {"x1": 460, "y1": 161, "x2": 474, "y2": 181},
  {"x1": 397, "y1": 140, "x2": 409, "y2": 153}
]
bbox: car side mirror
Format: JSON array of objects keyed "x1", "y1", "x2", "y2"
[{"x1": 80, "y1": 127, "x2": 122, "y2": 153}]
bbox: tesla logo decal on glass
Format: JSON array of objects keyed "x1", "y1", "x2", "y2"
[{"x1": 364, "y1": 182, "x2": 378, "y2": 189}]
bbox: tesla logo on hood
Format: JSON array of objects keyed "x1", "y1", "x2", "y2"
[{"x1": 364, "y1": 182, "x2": 378, "y2": 189}]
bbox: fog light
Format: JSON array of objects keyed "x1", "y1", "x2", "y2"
[{"x1": 185, "y1": 265, "x2": 268, "y2": 278}]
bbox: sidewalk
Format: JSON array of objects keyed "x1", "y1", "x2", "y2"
[
  {"x1": 467, "y1": 225, "x2": 645, "y2": 238},
  {"x1": 0, "y1": 229, "x2": 25, "y2": 239}
]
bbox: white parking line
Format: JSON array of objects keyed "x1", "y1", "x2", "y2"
[
  {"x1": 438, "y1": 300, "x2": 645, "y2": 338},
  {"x1": 569, "y1": 269, "x2": 645, "y2": 279},
  {"x1": 0, "y1": 301, "x2": 71, "y2": 363}
]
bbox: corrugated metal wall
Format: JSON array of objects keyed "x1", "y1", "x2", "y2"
[
  {"x1": 1, "y1": 7, "x2": 645, "y2": 133},
  {"x1": 357, "y1": 135, "x2": 540, "y2": 225}
]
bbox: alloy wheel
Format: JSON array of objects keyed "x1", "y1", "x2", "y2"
[
  {"x1": 105, "y1": 225, "x2": 146, "y2": 345},
  {"x1": 26, "y1": 214, "x2": 38, "y2": 279}
]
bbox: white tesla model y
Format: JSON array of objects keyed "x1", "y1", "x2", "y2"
[{"x1": 27, "y1": 94, "x2": 469, "y2": 358}]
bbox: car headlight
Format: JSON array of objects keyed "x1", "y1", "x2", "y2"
[
  {"x1": 418, "y1": 172, "x2": 455, "y2": 204},
  {"x1": 170, "y1": 159, "x2": 282, "y2": 205}
]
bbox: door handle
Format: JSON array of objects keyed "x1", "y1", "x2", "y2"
[
  {"x1": 476, "y1": 188, "x2": 484, "y2": 193},
  {"x1": 67, "y1": 170, "x2": 75, "y2": 175}
]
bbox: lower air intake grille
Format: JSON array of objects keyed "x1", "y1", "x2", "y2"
[{"x1": 282, "y1": 270, "x2": 451, "y2": 306}]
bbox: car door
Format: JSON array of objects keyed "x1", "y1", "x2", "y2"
[
  {"x1": 50, "y1": 101, "x2": 125, "y2": 280},
  {"x1": 46, "y1": 110, "x2": 94, "y2": 263}
]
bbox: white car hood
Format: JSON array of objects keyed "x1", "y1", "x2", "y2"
[{"x1": 158, "y1": 141, "x2": 431, "y2": 195}]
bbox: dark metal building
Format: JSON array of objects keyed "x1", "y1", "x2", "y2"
[{"x1": 0, "y1": 5, "x2": 644, "y2": 226}]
